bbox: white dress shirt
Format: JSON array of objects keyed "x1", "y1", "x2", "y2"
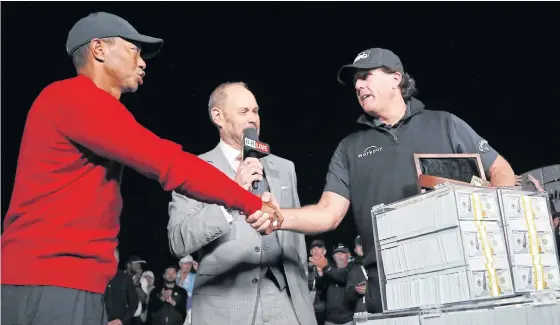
[
  {"x1": 218, "y1": 140, "x2": 243, "y2": 223},
  {"x1": 218, "y1": 140, "x2": 242, "y2": 172}
]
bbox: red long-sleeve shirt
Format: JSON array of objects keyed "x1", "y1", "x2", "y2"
[{"x1": 1, "y1": 75, "x2": 262, "y2": 294}]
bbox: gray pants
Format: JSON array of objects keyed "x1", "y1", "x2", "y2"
[
  {"x1": 325, "y1": 321, "x2": 353, "y2": 325},
  {"x1": 253, "y1": 277, "x2": 299, "y2": 325},
  {"x1": 1, "y1": 285, "x2": 108, "y2": 325}
]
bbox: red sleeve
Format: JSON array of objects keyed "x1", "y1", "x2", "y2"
[{"x1": 53, "y1": 78, "x2": 262, "y2": 216}]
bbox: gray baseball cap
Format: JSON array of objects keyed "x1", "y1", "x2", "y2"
[
  {"x1": 337, "y1": 48, "x2": 404, "y2": 86},
  {"x1": 66, "y1": 12, "x2": 164, "y2": 59}
]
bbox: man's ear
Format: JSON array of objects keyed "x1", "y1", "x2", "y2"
[
  {"x1": 90, "y1": 38, "x2": 108, "y2": 63},
  {"x1": 210, "y1": 107, "x2": 224, "y2": 128},
  {"x1": 392, "y1": 71, "x2": 403, "y2": 89}
]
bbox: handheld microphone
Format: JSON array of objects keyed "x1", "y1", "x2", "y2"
[{"x1": 242, "y1": 128, "x2": 270, "y2": 190}]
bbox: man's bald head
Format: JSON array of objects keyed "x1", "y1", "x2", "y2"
[
  {"x1": 208, "y1": 82, "x2": 249, "y2": 123},
  {"x1": 208, "y1": 81, "x2": 260, "y2": 149}
]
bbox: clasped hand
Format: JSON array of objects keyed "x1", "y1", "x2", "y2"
[
  {"x1": 161, "y1": 289, "x2": 176, "y2": 306},
  {"x1": 355, "y1": 282, "x2": 367, "y2": 295},
  {"x1": 246, "y1": 192, "x2": 283, "y2": 235},
  {"x1": 309, "y1": 254, "x2": 328, "y2": 270},
  {"x1": 234, "y1": 157, "x2": 283, "y2": 235}
]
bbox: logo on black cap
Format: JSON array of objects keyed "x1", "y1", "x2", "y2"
[{"x1": 354, "y1": 50, "x2": 370, "y2": 63}]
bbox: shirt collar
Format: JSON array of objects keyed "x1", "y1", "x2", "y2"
[
  {"x1": 218, "y1": 140, "x2": 242, "y2": 167},
  {"x1": 357, "y1": 101, "x2": 412, "y2": 128}
]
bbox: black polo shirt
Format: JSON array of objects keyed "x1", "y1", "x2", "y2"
[{"x1": 324, "y1": 97, "x2": 500, "y2": 267}]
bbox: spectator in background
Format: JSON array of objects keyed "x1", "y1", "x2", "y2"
[
  {"x1": 346, "y1": 236, "x2": 368, "y2": 313},
  {"x1": 104, "y1": 248, "x2": 139, "y2": 325},
  {"x1": 140, "y1": 271, "x2": 156, "y2": 296},
  {"x1": 308, "y1": 239, "x2": 328, "y2": 325},
  {"x1": 310, "y1": 243, "x2": 354, "y2": 325},
  {"x1": 176, "y1": 255, "x2": 197, "y2": 325},
  {"x1": 148, "y1": 267, "x2": 187, "y2": 325},
  {"x1": 125, "y1": 256, "x2": 149, "y2": 324},
  {"x1": 553, "y1": 211, "x2": 560, "y2": 262},
  {"x1": 139, "y1": 271, "x2": 156, "y2": 324},
  {"x1": 126, "y1": 256, "x2": 146, "y2": 288}
]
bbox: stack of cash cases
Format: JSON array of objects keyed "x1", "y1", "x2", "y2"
[{"x1": 357, "y1": 184, "x2": 560, "y2": 325}]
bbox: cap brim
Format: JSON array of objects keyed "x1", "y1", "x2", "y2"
[
  {"x1": 337, "y1": 62, "x2": 384, "y2": 86},
  {"x1": 122, "y1": 33, "x2": 164, "y2": 60},
  {"x1": 132, "y1": 260, "x2": 147, "y2": 264}
]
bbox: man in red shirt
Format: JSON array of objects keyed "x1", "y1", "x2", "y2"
[{"x1": 1, "y1": 12, "x2": 278, "y2": 325}]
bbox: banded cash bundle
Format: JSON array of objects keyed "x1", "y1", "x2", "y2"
[
  {"x1": 470, "y1": 175, "x2": 491, "y2": 187},
  {"x1": 371, "y1": 185, "x2": 515, "y2": 312},
  {"x1": 498, "y1": 189, "x2": 560, "y2": 292}
]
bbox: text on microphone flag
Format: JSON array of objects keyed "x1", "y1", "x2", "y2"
[{"x1": 244, "y1": 137, "x2": 270, "y2": 154}]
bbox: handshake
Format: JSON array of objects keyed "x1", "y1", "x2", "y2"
[
  {"x1": 248, "y1": 192, "x2": 283, "y2": 235},
  {"x1": 234, "y1": 157, "x2": 284, "y2": 235}
]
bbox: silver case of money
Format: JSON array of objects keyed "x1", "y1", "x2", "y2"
[
  {"x1": 371, "y1": 184, "x2": 516, "y2": 313},
  {"x1": 497, "y1": 188, "x2": 560, "y2": 293}
]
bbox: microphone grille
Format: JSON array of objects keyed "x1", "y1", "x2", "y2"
[{"x1": 243, "y1": 127, "x2": 259, "y2": 141}]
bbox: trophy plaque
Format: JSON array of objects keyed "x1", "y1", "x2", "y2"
[{"x1": 413, "y1": 153, "x2": 487, "y2": 192}]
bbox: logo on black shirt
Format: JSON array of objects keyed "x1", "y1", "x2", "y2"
[{"x1": 358, "y1": 145, "x2": 383, "y2": 158}]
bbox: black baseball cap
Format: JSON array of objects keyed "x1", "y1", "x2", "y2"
[
  {"x1": 310, "y1": 239, "x2": 326, "y2": 248},
  {"x1": 126, "y1": 255, "x2": 146, "y2": 264},
  {"x1": 337, "y1": 48, "x2": 404, "y2": 87},
  {"x1": 66, "y1": 12, "x2": 164, "y2": 60},
  {"x1": 333, "y1": 243, "x2": 349, "y2": 254}
]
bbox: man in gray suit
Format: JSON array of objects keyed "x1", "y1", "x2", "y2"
[{"x1": 167, "y1": 82, "x2": 317, "y2": 325}]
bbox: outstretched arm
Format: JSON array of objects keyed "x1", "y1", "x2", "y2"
[
  {"x1": 279, "y1": 191, "x2": 350, "y2": 234},
  {"x1": 247, "y1": 141, "x2": 351, "y2": 234},
  {"x1": 53, "y1": 81, "x2": 263, "y2": 216}
]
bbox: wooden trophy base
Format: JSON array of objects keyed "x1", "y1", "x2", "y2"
[{"x1": 414, "y1": 154, "x2": 487, "y2": 192}]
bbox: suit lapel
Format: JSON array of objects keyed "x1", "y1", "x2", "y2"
[
  {"x1": 205, "y1": 145, "x2": 236, "y2": 179},
  {"x1": 262, "y1": 157, "x2": 285, "y2": 244}
]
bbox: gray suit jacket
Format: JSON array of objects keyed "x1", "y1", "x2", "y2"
[{"x1": 167, "y1": 144, "x2": 317, "y2": 325}]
